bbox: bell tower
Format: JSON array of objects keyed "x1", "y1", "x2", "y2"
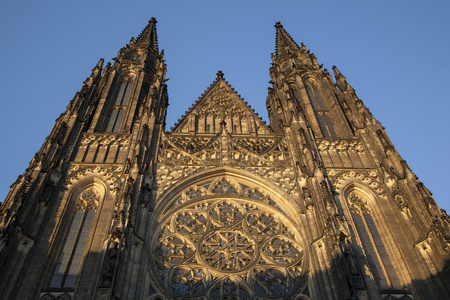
[
  {"x1": 0, "y1": 18, "x2": 168, "y2": 299},
  {"x1": 268, "y1": 22, "x2": 450, "y2": 299}
]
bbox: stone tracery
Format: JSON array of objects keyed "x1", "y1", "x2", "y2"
[{"x1": 150, "y1": 177, "x2": 307, "y2": 299}]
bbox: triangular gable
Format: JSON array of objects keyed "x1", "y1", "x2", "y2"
[{"x1": 171, "y1": 71, "x2": 271, "y2": 135}]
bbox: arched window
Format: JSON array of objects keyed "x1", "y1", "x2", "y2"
[
  {"x1": 106, "y1": 81, "x2": 133, "y2": 132},
  {"x1": 346, "y1": 190, "x2": 400, "y2": 290},
  {"x1": 305, "y1": 85, "x2": 336, "y2": 137},
  {"x1": 50, "y1": 188, "x2": 100, "y2": 288}
]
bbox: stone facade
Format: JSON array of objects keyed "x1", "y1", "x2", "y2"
[{"x1": 0, "y1": 19, "x2": 449, "y2": 300}]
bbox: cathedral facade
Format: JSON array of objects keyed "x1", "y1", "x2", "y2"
[{"x1": 0, "y1": 19, "x2": 449, "y2": 300}]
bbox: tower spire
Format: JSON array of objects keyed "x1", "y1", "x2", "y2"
[
  {"x1": 135, "y1": 17, "x2": 159, "y2": 52},
  {"x1": 274, "y1": 22, "x2": 301, "y2": 57}
]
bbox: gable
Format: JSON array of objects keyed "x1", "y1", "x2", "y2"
[{"x1": 171, "y1": 73, "x2": 271, "y2": 135}]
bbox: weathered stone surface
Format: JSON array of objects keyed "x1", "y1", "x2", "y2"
[{"x1": 0, "y1": 20, "x2": 448, "y2": 300}]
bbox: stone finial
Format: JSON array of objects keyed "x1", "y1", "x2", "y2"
[
  {"x1": 275, "y1": 22, "x2": 283, "y2": 28},
  {"x1": 216, "y1": 70, "x2": 224, "y2": 79},
  {"x1": 150, "y1": 17, "x2": 157, "y2": 24}
]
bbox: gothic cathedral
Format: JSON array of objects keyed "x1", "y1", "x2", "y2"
[{"x1": 0, "y1": 19, "x2": 449, "y2": 300}]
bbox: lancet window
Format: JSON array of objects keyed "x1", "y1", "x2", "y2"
[
  {"x1": 50, "y1": 188, "x2": 100, "y2": 288},
  {"x1": 347, "y1": 190, "x2": 400, "y2": 290},
  {"x1": 305, "y1": 85, "x2": 336, "y2": 137},
  {"x1": 106, "y1": 81, "x2": 133, "y2": 132}
]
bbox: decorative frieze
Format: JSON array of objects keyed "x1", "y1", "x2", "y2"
[
  {"x1": 64, "y1": 164, "x2": 122, "y2": 192},
  {"x1": 316, "y1": 138, "x2": 364, "y2": 152},
  {"x1": 80, "y1": 133, "x2": 130, "y2": 147},
  {"x1": 329, "y1": 169, "x2": 386, "y2": 197},
  {"x1": 157, "y1": 131, "x2": 295, "y2": 196}
]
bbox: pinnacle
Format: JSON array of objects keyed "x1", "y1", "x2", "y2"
[
  {"x1": 274, "y1": 23, "x2": 301, "y2": 57},
  {"x1": 135, "y1": 18, "x2": 159, "y2": 52},
  {"x1": 216, "y1": 70, "x2": 224, "y2": 79}
]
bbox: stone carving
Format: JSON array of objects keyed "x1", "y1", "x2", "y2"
[
  {"x1": 157, "y1": 129, "x2": 295, "y2": 197},
  {"x1": 236, "y1": 137, "x2": 279, "y2": 154},
  {"x1": 210, "y1": 278, "x2": 251, "y2": 300},
  {"x1": 199, "y1": 228, "x2": 258, "y2": 272},
  {"x1": 317, "y1": 139, "x2": 364, "y2": 152},
  {"x1": 101, "y1": 242, "x2": 119, "y2": 287},
  {"x1": 65, "y1": 165, "x2": 122, "y2": 192},
  {"x1": 76, "y1": 188, "x2": 100, "y2": 212},
  {"x1": 80, "y1": 133, "x2": 130, "y2": 147},
  {"x1": 163, "y1": 177, "x2": 286, "y2": 217},
  {"x1": 196, "y1": 85, "x2": 245, "y2": 116},
  {"x1": 151, "y1": 192, "x2": 306, "y2": 299},
  {"x1": 170, "y1": 136, "x2": 214, "y2": 154},
  {"x1": 210, "y1": 178, "x2": 241, "y2": 195},
  {"x1": 40, "y1": 181, "x2": 56, "y2": 207},
  {"x1": 348, "y1": 192, "x2": 370, "y2": 215},
  {"x1": 329, "y1": 170, "x2": 386, "y2": 197},
  {"x1": 169, "y1": 266, "x2": 207, "y2": 297}
]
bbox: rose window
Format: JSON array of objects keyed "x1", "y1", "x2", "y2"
[
  {"x1": 199, "y1": 228, "x2": 258, "y2": 272},
  {"x1": 151, "y1": 179, "x2": 307, "y2": 299}
]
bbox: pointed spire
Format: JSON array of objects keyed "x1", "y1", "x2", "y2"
[
  {"x1": 90, "y1": 58, "x2": 104, "y2": 78},
  {"x1": 332, "y1": 66, "x2": 350, "y2": 91},
  {"x1": 135, "y1": 17, "x2": 159, "y2": 52},
  {"x1": 274, "y1": 22, "x2": 301, "y2": 57}
]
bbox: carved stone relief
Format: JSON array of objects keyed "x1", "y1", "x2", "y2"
[
  {"x1": 64, "y1": 164, "x2": 122, "y2": 192},
  {"x1": 156, "y1": 132, "x2": 296, "y2": 197},
  {"x1": 347, "y1": 192, "x2": 371, "y2": 216},
  {"x1": 80, "y1": 133, "x2": 130, "y2": 147},
  {"x1": 76, "y1": 188, "x2": 100, "y2": 212},
  {"x1": 329, "y1": 170, "x2": 386, "y2": 197},
  {"x1": 317, "y1": 139, "x2": 364, "y2": 152},
  {"x1": 316, "y1": 138, "x2": 372, "y2": 169},
  {"x1": 196, "y1": 84, "x2": 246, "y2": 116},
  {"x1": 150, "y1": 178, "x2": 307, "y2": 299},
  {"x1": 162, "y1": 177, "x2": 286, "y2": 217}
]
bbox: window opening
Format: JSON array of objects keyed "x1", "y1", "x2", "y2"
[
  {"x1": 306, "y1": 86, "x2": 336, "y2": 137},
  {"x1": 50, "y1": 189, "x2": 99, "y2": 288},
  {"x1": 106, "y1": 81, "x2": 133, "y2": 132}
]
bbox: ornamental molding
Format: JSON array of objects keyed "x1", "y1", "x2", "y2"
[
  {"x1": 197, "y1": 84, "x2": 245, "y2": 116},
  {"x1": 157, "y1": 173, "x2": 300, "y2": 221},
  {"x1": 79, "y1": 133, "x2": 131, "y2": 147},
  {"x1": 156, "y1": 163, "x2": 298, "y2": 200},
  {"x1": 64, "y1": 164, "x2": 122, "y2": 192},
  {"x1": 76, "y1": 188, "x2": 100, "y2": 212},
  {"x1": 328, "y1": 169, "x2": 386, "y2": 197},
  {"x1": 157, "y1": 132, "x2": 296, "y2": 197},
  {"x1": 316, "y1": 138, "x2": 364, "y2": 152}
]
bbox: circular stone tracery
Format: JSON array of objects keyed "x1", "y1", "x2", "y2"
[
  {"x1": 199, "y1": 228, "x2": 258, "y2": 273},
  {"x1": 151, "y1": 181, "x2": 307, "y2": 299}
]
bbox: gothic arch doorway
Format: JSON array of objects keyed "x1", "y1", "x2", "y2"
[{"x1": 148, "y1": 169, "x2": 308, "y2": 299}]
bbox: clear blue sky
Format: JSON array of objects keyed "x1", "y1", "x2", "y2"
[{"x1": 0, "y1": 1, "x2": 449, "y2": 212}]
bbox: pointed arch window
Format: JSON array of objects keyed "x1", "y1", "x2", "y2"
[
  {"x1": 50, "y1": 188, "x2": 100, "y2": 288},
  {"x1": 347, "y1": 191, "x2": 400, "y2": 290},
  {"x1": 106, "y1": 81, "x2": 133, "y2": 132},
  {"x1": 306, "y1": 85, "x2": 336, "y2": 137}
]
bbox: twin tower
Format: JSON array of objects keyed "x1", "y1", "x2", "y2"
[{"x1": 0, "y1": 19, "x2": 449, "y2": 300}]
